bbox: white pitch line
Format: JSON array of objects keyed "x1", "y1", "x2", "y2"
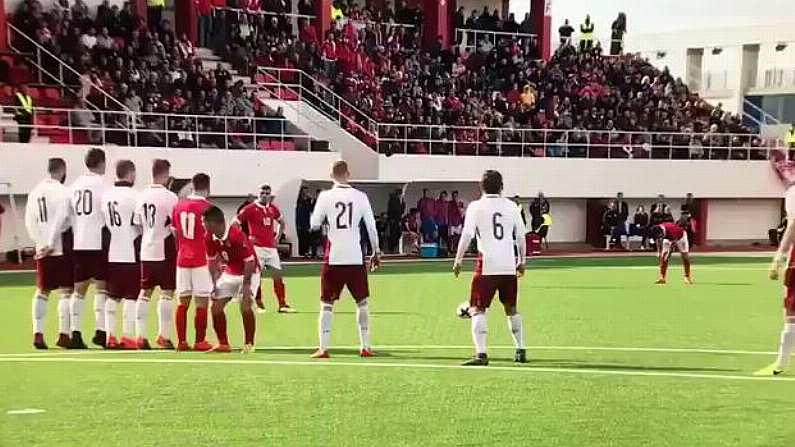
[
  {"x1": 0, "y1": 344, "x2": 781, "y2": 357},
  {"x1": 7, "y1": 408, "x2": 46, "y2": 415},
  {"x1": 0, "y1": 356, "x2": 791, "y2": 383}
]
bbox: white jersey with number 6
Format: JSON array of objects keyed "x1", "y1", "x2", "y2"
[
  {"x1": 25, "y1": 178, "x2": 72, "y2": 256},
  {"x1": 460, "y1": 194, "x2": 527, "y2": 276},
  {"x1": 310, "y1": 183, "x2": 378, "y2": 265},
  {"x1": 69, "y1": 172, "x2": 107, "y2": 250},
  {"x1": 135, "y1": 184, "x2": 178, "y2": 261},
  {"x1": 102, "y1": 184, "x2": 140, "y2": 263}
]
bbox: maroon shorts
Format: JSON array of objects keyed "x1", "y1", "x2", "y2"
[
  {"x1": 107, "y1": 262, "x2": 141, "y2": 300},
  {"x1": 320, "y1": 264, "x2": 369, "y2": 303},
  {"x1": 36, "y1": 255, "x2": 74, "y2": 291},
  {"x1": 470, "y1": 274, "x2": 518, "y2": 309},
  {"x1": 73, "y1": 250, "x2": 109, "y2": 282},
  {"x1": 141, "y1": 235, "x2": 177, "y2": 290}
]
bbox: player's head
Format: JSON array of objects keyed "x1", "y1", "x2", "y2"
[
  {"x1": 47, "y1": 157, "x2": 67, "y2": 184},
  {"x1": 331, "y1": 160, "x2": 350, "y2": 183},
  {"x1": 258, "y1": 184, "x2": 272, "y2": 204},
  {"x1": 192, "y1": 173, "x2": 210, "y2": 196},
  {"x1": 617, "y1": 192, "x2": 624, "y2": 199},
  {"x1": 115, "y1": 160, "x2": 136, "y2": 185},
  {"x1": 480, "y1": 170, "x2": 503, "y2": 195},
  {"x1": 152, "y1": 159, "x2": 171, "y2": 184},
  {"x1": 202, "y1": 205, "x2": 226, "y2": 238},
  {"x1": 84, "y1": 148, "x2": 106, "y2": 175}
]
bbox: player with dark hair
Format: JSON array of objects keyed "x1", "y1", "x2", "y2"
[
  {"x1": 26, "y1": 158, "x2": 74, "y2": 349},
  {"x1": 650, "y1": 221, "x2": 693, "y2": 285},
  {"x1": 171, "y1": 173, "x2": 214, "y2": 351},
  {"x1": 101, "y1": 160, "x2": 141, "y2": 349},
  {"x1": 204, "y1": 206, "x2": 258, "y2": 353},
  {"x1": 236, "y1": 183, "x2": 294, "y2": 313},
  {"x1": 134, "y1": 159, "x2": 179, "y2": 350},
  {"x1": 453, "y1": 170, "x2": 528, "y2": 366},
  {"x1": 309, "y1": 161, "x2": 380, "y2": 358}
]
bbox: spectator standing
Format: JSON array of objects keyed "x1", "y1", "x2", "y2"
[
  {"x1": 296, "y1": 187, "x2": 314, "y2": 257},
  {"x1": 387, "y1": 189, "x2": 405, "y2": 253},
  {"x1": 579, "y1": 15, "x2": 594, "y2": 51},
  {"x1": 787, "y1": 124, "x2": 795, "y2": 159},
  {"x1": 529, "y1": 191, "x2": 550, "y2": 233},
  {"x1": 417, "y1": 188, "x2": 436, "y2": 234},
  {"x1": 610, "y1": 13, "x2": 626, "y2": 55},
  {"x1": 603, "y1": 201, "x2": 621, "y2": 249},
  {"x1": 615, "y1": 192, "x2": 629, "y2": 245},
  {"x1": 448, "y1": 191, "x2": 465, "y2": 253},
  {"x1": 148, "y1": 0, "x2": 165, "y2": 31},
  {"x1": 650, "y1": 194, "x2": 668, "y2": 224},
  {"x1": 14, "y1": 86, "x2": 33, "y2": 143},
  {"x1": 197, "y1": 0, "x2": 213, "y2": 48},
  {"x1": 401, "y1": 208, "x2": 420, "y2": 255},
  {"x1": 435, "y1": 191, "x2": 449, "y2": 251},
  {"x1": 558, "y1": 19, "x2": 574, "y2": 46}
]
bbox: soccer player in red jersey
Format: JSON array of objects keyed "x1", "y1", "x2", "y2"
[
  {"x1": 650, "y1": 221, "x2": 693, "y2": 285},
  {"x1": 204, "y1": 206, "x2": 258, "y2": 353},
  {"x1": 171, "y1": 173, "x2": 214, "y2": 351},
  {"x1": 309, "y1": 161, "x2": 380, "y2": 358},
  {"x1": 755, "y1": 185, "x2": 795, "y2": 376},
  {"x1": 236, "y1": 184, "x2": 294, "y2": 313}
]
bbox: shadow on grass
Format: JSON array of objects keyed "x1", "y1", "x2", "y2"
[{"x1": 254, "y1": 348, "x2": 405, "y2": 358}]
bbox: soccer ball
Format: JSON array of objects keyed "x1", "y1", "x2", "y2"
[{"x1": 456, "y1": 302, "x2": 472, "y2": 319}]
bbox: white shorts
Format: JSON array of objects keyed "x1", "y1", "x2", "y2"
[
  {"x1": 662, "y1": 232, "x2": 690, "y2": 254},
  {"x1": 449, "y1": 225, "x2": 463, "y2": 236},
  {"x1": 213, "y1": 272, "x2": 261, "y2": 302},
  {"x1": 254, "y1": 246, "x2": 282, "y2": 270},
  {"x1": 176, "y1": 266, "x2": 214, "y2": 297}
]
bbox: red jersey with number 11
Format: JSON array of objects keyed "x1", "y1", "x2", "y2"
[{"x1": 172, "y1": 195, "x2": 212, "y2": 267}]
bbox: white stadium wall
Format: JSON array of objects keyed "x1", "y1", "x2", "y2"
[
  {"x1": 706, "y1": 199, "x2": 782, "y2": 243},
  {"x1": 0, "y1": 143, "x2": 340, "y2": 254}
]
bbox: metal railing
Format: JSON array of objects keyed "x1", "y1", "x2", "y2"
[
  {"x1": 1, "y1": 105, "x2": 325, "y2": 151},
  {"x1": 7, "y1": 23, "x2": 128, "y2": 112},
  {"x1": 256, "y1": 66, "x2": 785, "y2": 160},
  {"x1": 455, "y1": 28, "x2": 537, "y2": 51},
  {"x1": 743, "y1": 99, "x2": 782, "y2": 127},
  {"x1": 216, "y1": 7, "x2": 417, "y2": 32}
]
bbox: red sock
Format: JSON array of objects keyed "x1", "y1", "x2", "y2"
[
  {"x1": 176, "y1": 304, "x2": 188, "y2": 343},
  {"x1": 255, "y1": 286, "x2": 264, "y2": 308},
  {"x1": 212, "y1": 311, "x2": 229, "y2": 345},
  {"x1": 660, "y1": 258, "x2": 669, "y2": 278},
  {"x1": 683, "y1": 257, "x2": 692, "y2": 278},
  {"x1": 195, "y1": 307, "x2": 208, "y2": 343},
  {"x1": 273, "y1": 278, "x2": 287, "y2": 307},
  {"x1": 242, "y1": 309, "x2": 256, "y2": 345}
]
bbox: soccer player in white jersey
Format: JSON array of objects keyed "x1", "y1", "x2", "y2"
[
  {"x1": 134, "y1": 159, "x2": 179, "y2": 350},
  {"x1": 453, "y1": 170, "x2": 528, "y2": 366},
  {"x1": 47, "y1": 148, "x2": 109, "y2": 349},
  {"x1": 757, "y1": 183, "x2": 795, "y2": 376},
  {"x1": 101, "y1": 160, "x2": 142, "y2": 349},
  {"x1": 26, "y1": 158, "x2": 74, "y2": 349},
  {"x1": 309, "y1": 161, "x2": 380, "y2": 358}
]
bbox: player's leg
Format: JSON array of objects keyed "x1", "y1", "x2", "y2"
[
  {"x1": 239, "y1": 274, "x2": 259, "y2": 353},
  {"x1": 68, "y1": 253, "x2": 92, "y2": 349},
  {"x1": 349, "y1": 266, "x2": 373, "y2": 356},
  {"x1": 263, "y1": 248, "x2": 293, "y2": 313},
  {"x1": 104, "y1": 296, "x2": 121, "y2": 349},
  {"x1": 656, "y1": 240, "x2": 672, "y2": 284},
  {"x1": 499, "y1": 276, "x2": 525, "y2": 363},
  {"x1": 192, "y1": 267, "x2": 214, "y2": 351},
  {"x1": 174, "y1": 267, "x2": 193, "y2": 351},
  {"x1": 464, "y1": 275, "x2": 494, "y2": 366},
  {"x1": 92, "y1": 278, "x2": 110, "y2": 347},
  {"x1": 136, "y1": 288, "x2": 154, "y2": 349},
  {"x1": 313, "y1": 265, "x2": 342, "y2": 358},
  {"x1": 156, "y1": 290, "x2": 175, "y2": 349},
  {"x1": 755, "y1": 291, "x2": 795, "y2": 376},
  {"x1": 31, "y1": 287, "x2": 50, "y2": 349},
  {"x1": 254, "y1": 283, "x2": 265, "y2": 313},
  {"x1": 209, "y1": 296, "x2": 232, "y2": 352},
  {"x1": 56, "y1": 287, "x2": 73, "y2": 348},
  {"x1": 679, "y1": 235, "x2": 693, "y2": 284},
  {"x1": 121, "y1": 296, "x2": 138, "y2": 349}
]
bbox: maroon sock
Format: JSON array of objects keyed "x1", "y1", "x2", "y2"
[
  {"x1": 273, "y1": 279, "x2": 287, "y2": 307},
  {"x1": 242, "y1": 309, "x2": 256, "y2": 345},
  {"x1": 195, "y1": 307, "x2": 208, "y2": 343},
  {"x1": 212, "y1": 311, "x2": 228, "y2": 345},
  {"x1": 255, "y1": 286, "x2": 264, "y2": 308},
  {"x1": 683, "y1": 257, "x2": 691, "y2": 278}
]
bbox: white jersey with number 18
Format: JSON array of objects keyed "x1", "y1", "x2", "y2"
[
  {"x1": 135, "y1": 185, "x2": 178, "y2": 262},
  {"x1": 310, "y1": 183, "x2": 378, "y2": 266},
  {"x1": 460, "y1": 195, "x2": 527, "y2": 276},
  {"x1": 70, "y1": 172, "x2": 107, "y2": 251}
]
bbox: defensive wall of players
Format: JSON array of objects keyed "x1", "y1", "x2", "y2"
[{"x1": 0, "y1": 142, "x2": 786, "y2": 253}]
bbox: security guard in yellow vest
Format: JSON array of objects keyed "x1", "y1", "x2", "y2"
[
  {"x1": 788, "y1": 125, "x2": 795, "y2": 149},
  {"x1": 148, "y1": 0, "x2": 165, "y2": 31},
  {"x1": 14, "y1": 86, "x2": 33, "y2": 143},
  {"x1": 331, "y1": 3, "x2": 344, "y2": 21},
  {"x1": 580, "y1": 14, "x2": 594, "y2": 51}
]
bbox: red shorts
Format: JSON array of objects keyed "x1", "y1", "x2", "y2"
[
  {"x1": 73, "y1": 250, "x2": 108, "y2": 282},
  {"x1": 36, "y1": 255, "x2": 74, "y2": 291},
  {"x1": 107, "y1": 262, "x2": 141, "y2": 300},
  {"x1": 320, "y1": 264, "x2": 369, "y2": 303},
  {"x1": 470, "y1": 274, "x2": 518, "y2": 309}
]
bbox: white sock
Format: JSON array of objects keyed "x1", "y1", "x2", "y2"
[
  {"x1": 105, "y1": 299, "x2": 118, "y2": 338},
  {"x1": 507, "y1": 314, "x2": 525, "y2": 350},
  {"x1": 776, "y1": 323, "x2": 795, "y2": 369},
  {"x1": 32, "y1": 293, "x2": 48, "y2": 334},
  {"x1": 94, "y1": 292, "x2": 107, "y2": 332},
  {"x1": 158, "y1": 298, "x2": 174, "y2": 339},
  {"x1": 58, "y1": 294, "x2": 71, "y2": 335},
  {"x1": 70, "y1": 293, "x2": 85, "y2": 332},
  {"x1": 122, "y1": 300, "x2": 137, "y2": 338},
  {"x1": 136, "y1": 298, "x2": 150, "y2": 339},
  {"x1": 319, "y1": 303, "x2": 333, "y2": 351},
  {"x1": 356, "y1": 299, "x2": 370, "y2": 350},
  {"x1": 471, "y1": 312, "x2": 488, "y2": 355}
]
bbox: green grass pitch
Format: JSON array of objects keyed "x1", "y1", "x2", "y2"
[{"x1": 1, "y1": 255, "x2": 794, "y2": 446}]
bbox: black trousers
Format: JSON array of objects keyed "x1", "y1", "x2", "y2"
[
  {"x1": 297, "y1": 228, "x2": 311, "y2": 256},
  {"x1": 16, "y1": 114, "x2": 32, "y2": 143}
]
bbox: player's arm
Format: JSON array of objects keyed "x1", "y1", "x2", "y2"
[
  {"x1": 24, "y1": 192, "x2": 39, "y2": 242},
  {"x1": 41, "y1": 192, "x2": 72, "y2": 258},
  {"x1": 514, "y1": 209, "x2": 527, "y2": 277},
  {"x1": 453, "y1": 205, "x2": 477, "y2": 277},
  {"x1": 771, "y1": 217, "x2": 795, "y2": 280},
  {"x1": 361, "y1": 195, "x2": 381, "y2": 271},
  {"x1": 309, "y1": 193, "x2": 327, "y2": 231}
]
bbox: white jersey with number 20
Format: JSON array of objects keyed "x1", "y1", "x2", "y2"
[
  {"x1": 460, "y1": 195, "x2": 527, "y2": 276},
  {"x1": 310, "y1": 183, "x2": 378, "y2": 266}
]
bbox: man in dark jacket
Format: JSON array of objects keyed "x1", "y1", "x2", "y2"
[
  {"x1": 529, "y1": 191, "x2": 550, "y2": 233},
  {"x1": 295, "y1": 187, "x2": 314, "y2": 257}
]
